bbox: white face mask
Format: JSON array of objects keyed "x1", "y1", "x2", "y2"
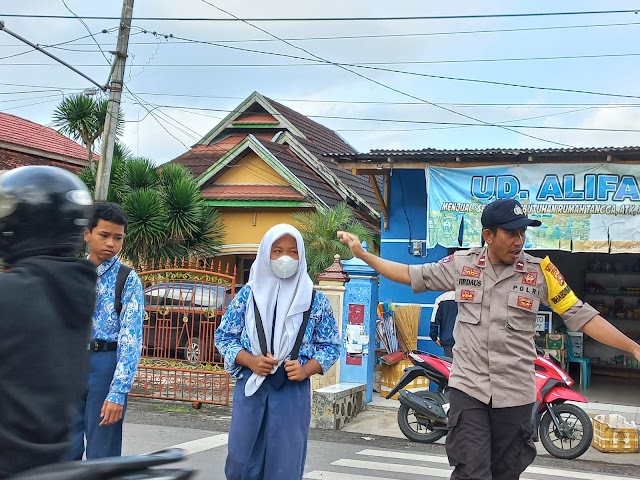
[{"x1": 270, "y1": 255, "x2": 299, "y2": 279}]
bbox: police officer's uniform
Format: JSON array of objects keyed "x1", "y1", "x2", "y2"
[{"x1": 408, "y1": 200, "x2": 599, "y2": 480}]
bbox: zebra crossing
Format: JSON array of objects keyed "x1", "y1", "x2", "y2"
[{"x1": 304, "y1": 448, "x2": 640, "y2": 480}]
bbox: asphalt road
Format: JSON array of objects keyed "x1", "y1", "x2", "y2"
[{"x1": 124, "y1": 399, "x2": 640, "y2": 480}]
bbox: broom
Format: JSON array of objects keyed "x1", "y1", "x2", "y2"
[{"x1": 394, "y1": 304, "x2": 421, "y2": 352}]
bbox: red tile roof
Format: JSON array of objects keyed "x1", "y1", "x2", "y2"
[
  {"x1": 0, "y1": 149, "x2": 83, "y2": 172},
  {"x1": 201, "y1": 184, "x2": 304, "y2": 200},
  {"x1": 0, "y1": 112, "x2": 93, "y2": 163}
]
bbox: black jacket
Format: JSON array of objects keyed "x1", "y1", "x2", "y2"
[
  {"x1": 430, "y1": 299, "x2": 458, "y2": 347},
  {"x1": 0, "y1": 256, "x2": 96, "y2": 478}
]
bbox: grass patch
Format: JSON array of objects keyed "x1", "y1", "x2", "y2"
[{"x1": 152, "y1": 404, "x2": 195, "y2": 414}]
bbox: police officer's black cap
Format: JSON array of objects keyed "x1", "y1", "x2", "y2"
[{"x1": 481, "y1": 198, "x2": 542, "y2": 230}]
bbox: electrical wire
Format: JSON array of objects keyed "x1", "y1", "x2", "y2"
[
  {"x1": 2, "y1": 10, "x2": 640, "y2": 21},
  {"x1": 119, "y1": 100, "x2": 640, "y2": 133},
  {"x1": 3, "y1": 20, "x2": 639, "y2": 46},
  {"x1": 8, "y1": 50, "x2": 640, "y2": 66},
  {"x1": 60, "y1": 0, "x2": 110, "y2": 63},
  {"x1": 0, "y1": 29, "x2": 116, "y2": 60},
  {"x1": 198, "y1": 0, "x2": 573, "y2": 148},
  {"x1": 117, "y1": 27, "x2": 640, "y2": 107}
]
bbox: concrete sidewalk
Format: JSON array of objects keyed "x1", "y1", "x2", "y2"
[{"x1": 341, "y1": 393, "x2": 640, "y2": 466}]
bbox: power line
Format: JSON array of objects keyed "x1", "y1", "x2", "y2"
[
  {"x1": 125, "y1": 27, "x2": 640, "y2": 104},
  {"x1": 0, "y1": 22, "x2": 106, "y2": 91},
  {"x1": 0, "y1": 97, "x2": 60, "y2": 111},
  {"x1": 121, "y1": 100, "x2": 640, "y2": 133},
  {"x1": 2, "y1": 10, "x2": 640, "y2": 22},
  {"x1": 60, "y1": 0, "x2": 110, "y2": 64},
  {"x1": 2, "y1": 20, "x2": 639, "y2": 46},
  {"x1": 198, "y1": 0, "x2": 573, "y2": 148},
  {"x1": 3, "y1": 80, "x2": 640, "y2": 109},
  {"x1": 7, "y1": 50, "x2": 640, "y2": 66}
]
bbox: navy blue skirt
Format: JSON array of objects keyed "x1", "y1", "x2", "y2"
[{"x1": 225, "y1": 368, "x2": 311, "y2": 480}]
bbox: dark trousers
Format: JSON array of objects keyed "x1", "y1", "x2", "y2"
[
  {"x1": 445, "y1": 388, "x2": 536, "y2": 480},
  {"x1": 443, "y1": 344, "x2": 454, "y2": 358},
  {"x1": 68, "y1": 351, "x2": 126, "y2": 460}
]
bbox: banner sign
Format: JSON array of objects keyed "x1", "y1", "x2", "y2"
[{"x1": 427, "y1": 164, "x2": 640, "y2": 253}]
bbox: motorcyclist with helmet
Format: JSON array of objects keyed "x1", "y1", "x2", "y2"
[{"x1": 0, "y1": 166, "x2": 97, "y2": 478}]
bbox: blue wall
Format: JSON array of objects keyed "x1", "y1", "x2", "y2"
[{"x1": 379, "y1": 169, "x2": 449, "y2": 357}]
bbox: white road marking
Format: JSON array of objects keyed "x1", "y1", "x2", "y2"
[
  {"x1": 356, "y1": 448, "x2": 640, "y2": 480},
  {"x1": 305, "y1": 471, "x2": 403, "y2": 480},
  {"x1": 151, "y1": 433, "x2": 229, "y2": 456}
]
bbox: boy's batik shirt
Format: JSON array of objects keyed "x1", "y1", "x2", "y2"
[{"x1": 92, "y1": 256, "x2": 144, "y2": 405}]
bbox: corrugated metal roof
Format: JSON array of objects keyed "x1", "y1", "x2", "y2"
[{"x1": 327, "y1": 146, "x2": 640, "y2": 158}]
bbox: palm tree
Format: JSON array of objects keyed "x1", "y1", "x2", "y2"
[
  {"x1": 80, "y1": 156, "x2": 224, "y2": 265},
  {"x1": 52, "y1": 94, "x2": 123, "y2": 168},
  {"x1": 291, "y1": 203, "x2": 377, "y2": 281}
]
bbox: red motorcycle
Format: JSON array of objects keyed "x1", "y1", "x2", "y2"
[{"x1": 386, "y1": 347, "x2": 593, "y2": 460}]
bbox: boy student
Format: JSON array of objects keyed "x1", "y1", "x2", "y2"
[{"x1": 68, "y1": 202, "x2": 144, "y2": 460}]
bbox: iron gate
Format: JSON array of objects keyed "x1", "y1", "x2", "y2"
[{"x1": 130, "y1": 258, "x2": 236, "y2": 406}]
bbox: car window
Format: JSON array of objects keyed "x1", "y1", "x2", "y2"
[
  {"x1": 191, "y1": 285, "x2": 226, "y2": 308},
  {"x1": 144, "y1": 282, "x2": 229, "y2": 309}
]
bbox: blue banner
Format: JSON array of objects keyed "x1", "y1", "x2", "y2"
[{"x1": 427, "y1": 164, "x2": 640, "y2": 252}]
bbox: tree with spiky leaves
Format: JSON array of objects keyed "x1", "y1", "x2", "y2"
[
  {"x1": 79, "y1": 153, "x2": 224, "y2": 265},
  {"x1": 291, "y1": 203, "x2": 377, "y2": 282},
  {"x1": 52, "y1": 94, "x2": 123, "y2": 168}
]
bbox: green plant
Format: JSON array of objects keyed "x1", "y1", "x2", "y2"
[
  {"x1": 80, "y1": 157, "x2": 224, "y2": 265},
  {"x1": 291, "y1": 203, "x2": 377, "y2": 281},
  {"x1": 52, "y1": 94, "x2": 123, "y2": 167}
]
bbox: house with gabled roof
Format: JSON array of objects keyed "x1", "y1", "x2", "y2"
[
  {"x1": 0, "y1": 112, "x2": 92, "y2": 172},
  {"x1": 170, "y1": 91, "x2": 381, "y2": 284}
]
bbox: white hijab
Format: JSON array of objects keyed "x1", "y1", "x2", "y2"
[{"x1": 244, "y1": 224, "x2": 314, "y2": 396}]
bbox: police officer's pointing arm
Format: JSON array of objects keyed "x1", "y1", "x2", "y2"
[
  {"x1": 337, "y1": 231, "x2": 411, "y2": 285},
  {"x1": 337, "y1": 231, "x2": 456, "y2": 292}
]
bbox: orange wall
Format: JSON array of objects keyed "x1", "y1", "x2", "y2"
[{"x1": 220, "y1": 207, "x2": 308, "y2": 253}]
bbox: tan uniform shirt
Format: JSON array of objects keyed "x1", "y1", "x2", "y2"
[{"x1": 409, "y1": 247, "x2": 599, "y2": 408}]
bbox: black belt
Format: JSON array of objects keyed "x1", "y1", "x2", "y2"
[{"x1": 88, "y1": 339, "x2": 118, "y2": 352}]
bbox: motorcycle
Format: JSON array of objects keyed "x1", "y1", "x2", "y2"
[
  {"x1": 386, "y1": 347, "x2": 594, "y2": 460},
  {"x1": 10, "y1": 448, "x2": 195, "y2": 480}
]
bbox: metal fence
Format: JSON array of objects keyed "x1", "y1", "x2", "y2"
[{"x1": 130, "y1": 258, "x2": 236, "y2": 406}]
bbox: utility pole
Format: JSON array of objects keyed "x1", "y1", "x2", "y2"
[{"x1": 94, "y1": 0, "x2": 134, "y2": 201}]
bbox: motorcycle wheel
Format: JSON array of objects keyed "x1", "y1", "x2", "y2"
[
  {"x1": 397, "y1": 391, "x2": 448, "y2": 444},
  {"x1": 539, "y1": 403, "x2": 593, "y2": 460}
]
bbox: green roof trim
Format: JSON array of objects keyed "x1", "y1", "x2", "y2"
[
  {"x1": 229, "y1": 124, "x2": 280, "y2": 128},
  {"x1": 204, "y1": 199, "x2": 308, "y2": 207}
]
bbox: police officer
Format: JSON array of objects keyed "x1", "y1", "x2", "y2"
[
  {"x1": 338, "y1": 198, "x2": 640, "y2": 480},
  {"x1": 0, "y1": 166, "x2": 96, "y2": 477}
]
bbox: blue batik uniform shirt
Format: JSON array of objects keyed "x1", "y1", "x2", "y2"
[
  {"x1": 92, "y1": 256, "x2": 144, "y2": 405},
  {"x1": 215, "y1": 285, "x2": 340, "y2": 378}
]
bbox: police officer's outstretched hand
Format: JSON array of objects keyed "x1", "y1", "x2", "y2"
[{"x1": 337, "y1": 231, "x2": 365, "y2": 259}]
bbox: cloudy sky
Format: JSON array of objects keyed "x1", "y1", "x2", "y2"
[{"x1": 2, "y1": 1, "x2": 640, "y2": 163}]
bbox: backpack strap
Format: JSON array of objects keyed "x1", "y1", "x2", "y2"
[
  {"x1": 252, "y1": 298, "x2": 269, "y2": 356},
  {"x1": 252, "y1": 290, "x2": 316, "y2": 360},
  {"x1": 290, "y1": 290, "x2": 316, "y2": 361},
  {"x1": 114, "y1": 265, "x2": 132, "y2": 316}
]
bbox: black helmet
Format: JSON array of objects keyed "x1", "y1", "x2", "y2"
[{"x1": 0, "y1": 166, "x2": 93, "y2": 262}]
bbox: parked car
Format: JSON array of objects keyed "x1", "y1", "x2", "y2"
[{"x1": 143, "y1": 281, "x2": 232, "y2": 362}]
